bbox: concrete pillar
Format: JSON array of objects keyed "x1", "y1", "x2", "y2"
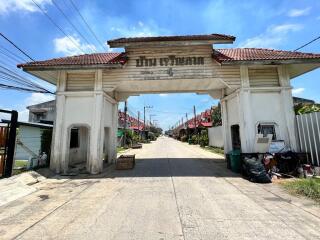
[
  {"x1": 238, "y1": 66, "x2": 255, "y2": 152},
  {"x1": 108, "y1": 102, "x2": 118, "y2": 163},
  {"x1": 88, "y1": 92, "x2": 104, "y2": 174},
  {"x1": 278, "y1": 66, "x2": 298, "y2": 151},
  {"x1": 50, "y1": 71, "x2": 66, "y2": 173},
  {"x1": 87, "y1": 70, "x2": 105, "y2": 174},
  {"x1": 221, "y1": 99, "x2": 231, "y2": 153}
]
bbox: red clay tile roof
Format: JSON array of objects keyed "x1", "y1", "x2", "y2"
[
  {"x1": 18, "y1": 48, "x2": 320, "y2": 69},
  {"x1": 213, "y1": 48, "x2": 320, "y2": 63},
  {"x1": 108, "y1": 34, "x2": 236, "y2": 45},
  {"x1": 18, "y1": 52, "x2": 127, "y2": 68}
]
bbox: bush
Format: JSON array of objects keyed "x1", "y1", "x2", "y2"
[
  {"x1": 199, "y1": 130, "x2": 209, "y2": 147},
  {"x1": 148, "y1": 132, "x2": 156, "y2": 141},
  {"x1": 180, "y1": 135, "x2": 188, "y2": 142},
  {"x1": 190, "y1": 135, "x2": 198, "y2": 145}
]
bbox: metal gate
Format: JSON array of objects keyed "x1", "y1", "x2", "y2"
[
  {"x1": 296, "y1": 112, "x2": 320, "y2": 166},
  {"x1": 0, "y1": 109, "x2": 18, "y2": 178}
]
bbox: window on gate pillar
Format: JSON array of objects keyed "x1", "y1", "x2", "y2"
[
  {"x1": 257, "y1": 123, "x2": 277, "y2": 140},
  {"x1": 70, "y1": 128, "x2": 79, "y2": 148}
]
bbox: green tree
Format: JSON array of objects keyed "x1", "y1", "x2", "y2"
[{"x1": 294, "y1": 103, "x2": 320, "y2": 115}]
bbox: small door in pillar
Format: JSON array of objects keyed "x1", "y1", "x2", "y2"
[
  {"x1": 231, "y1": 124, "x2": 241, "y2": 150},
  {"x1": 68, "y1": 126, "x2": 90, "y2": 169}
]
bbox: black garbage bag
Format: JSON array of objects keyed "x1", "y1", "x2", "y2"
[{"x1": 244, "y1": 158, "x2": 271, "y2": 183}]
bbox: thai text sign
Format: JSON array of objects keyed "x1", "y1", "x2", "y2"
[{"x1": 136, "y1": 55, "x2": 204, "y2": 67}]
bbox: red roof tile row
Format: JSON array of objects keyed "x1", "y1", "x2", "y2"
[
  {"x1": 213, "y1": 48, "x2": 320, "y2": 63},
  {"x1": 18, "y1": 48, "x2": 320, "y2": 69},
  {"x1": 17, "y1": 52, "x2": 127, "y2": 68}
]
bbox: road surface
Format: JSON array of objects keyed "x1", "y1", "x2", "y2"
[{"x1": 0, "y1": 136, "x2": 319, "y2": 240}]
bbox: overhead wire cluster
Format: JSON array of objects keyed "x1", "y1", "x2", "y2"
[
  {"x1": 1, "y1": 0, "x2": 107, "y2": 94},
  {"x1": 0, "y1": 33, "x2": 54, "y2": 93}
]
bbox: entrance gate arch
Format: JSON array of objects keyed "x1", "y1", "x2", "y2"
[{"x1": 18, "y1": 34, "x2": 320, "y2": 174}]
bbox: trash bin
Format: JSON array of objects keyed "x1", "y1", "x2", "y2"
[{"x1": 229, "y1": 150, "x2": 241, "y2": 173}]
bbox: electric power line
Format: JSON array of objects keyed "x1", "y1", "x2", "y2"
[
  {"x1": 68, "y1": 0, "x2": 108, "y2": 51},
  {"x1": 0, "y1": 64, "x2": 53, "y2": 93},
  {"x1": 31, "y1": 0, "x2": 86, "y2": 54},
  {"x1": 51, "y1": 0, "x2": 97, "y2": 53},
  {"x1": 0, "y1": 83, "x2": 48, "y2": 93},
  {"x1": 0, "y1": 32, "x2": 58, "y2": 90},
  {"x1": 294, "y1": 35, "x2": 320, "y2": 51},
  {"x1": 0, "y1": 45, "x2": 28, "y2": 62},
  {"x1": 0, "y1": 33, "x2": 35, "y2": 61}
]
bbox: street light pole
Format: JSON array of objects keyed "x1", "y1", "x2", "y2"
[{"x1": 143, "y1": 105, "x2": 152, "y2": 137}]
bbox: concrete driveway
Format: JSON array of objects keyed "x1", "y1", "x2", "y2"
[{"x1": 0, "y1": 136, "x2": 320, "y2": 240}]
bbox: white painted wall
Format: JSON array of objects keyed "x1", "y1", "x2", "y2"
[
  {"x1": 64, "y1": 96, "x2": 94, "y2": 127},
  {"x1": 208, "y1": 126, "x2": 224, "y2": 148},
  {"x1": 250, "y1": 92, "x2": 286, "y2": 140},
  {"x1": 15, "y1": 126, "x2": 42, "y2": 160},
  {"x1": 226, "y1": 95, "x2": 240, "y2": 126}
]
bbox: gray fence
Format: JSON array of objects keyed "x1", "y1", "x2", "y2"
[{"x1": 296, "y1": 112, "x2": 320, "y2": 166}]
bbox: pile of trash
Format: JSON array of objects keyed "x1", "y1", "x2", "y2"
[{"x1": 242, "y1": 152, "x2": 320, "y2": 183}]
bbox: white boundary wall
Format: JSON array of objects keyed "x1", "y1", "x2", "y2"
[
  {"x1": 208, "y1": 126, "x2": 224, "y2": 148},
  {"x1": 296, "y1": 112, "x2": 320, "y2": 166}
]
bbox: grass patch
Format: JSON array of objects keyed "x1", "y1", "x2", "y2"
[
  {"x1": 12, "y1": 160, "x2": 28, "y2": 175},
  {"x1": 281, "y1": 178, "x2": 320, "y2": 203},
  {"x1": 202, "y1": 146, "x2": 224, "y2": 156},
  {"x1": 14, "y1": 160, "x2": 28, "y2": 168},
  {"x1": 117, "y1": 147, "x2": 127, "y2": 153}
]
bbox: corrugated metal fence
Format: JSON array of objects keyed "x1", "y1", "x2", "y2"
[{"x1": 296, "y1": 112, "x2": 320, "y2": 166}]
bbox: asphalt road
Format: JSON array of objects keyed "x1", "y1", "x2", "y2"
[{"x1": 0, "y1": 136, "x2": 320, "y2": 240}]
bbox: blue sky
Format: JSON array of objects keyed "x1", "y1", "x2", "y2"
[{"x1": 0, "y1": 0, "x2": 319, "y2": 130}]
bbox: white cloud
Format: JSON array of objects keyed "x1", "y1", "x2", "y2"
[
  {"x1": 159, "y1": 94, "x2": 168, "y2": 97},
  {"x1": 53, "y1": 36, "x2": 96, "y2": 56},
  {"x1": 104, "y1": 44, "x2": 114, "y2": 52},
  {"x1": 110, "y1": 21, "x2": 162, "y2": 38},
  {"x1": 0, "y1": 0, "x2": 51, "y2": 15},
  {"x1": 288, "y1": 7, "x2": 311, "y2": 17},
  {"x1": 239, "y1": 24, "x2": 303, "y2": 48},
  {"x1": 24, "y1": 93, "x2": 55, "y2": 106},
  {"x1": 292, "y1": 88, "x2": 305, "y2": 95},
  {"x1": 18, "y1": 93, "x2": 55, "y2": 121},
  {"x1": 271, "y1": 24, "x2": 303, "y2": 34}
]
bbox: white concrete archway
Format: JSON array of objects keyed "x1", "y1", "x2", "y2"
[{"x1": 18, "y1": 34, "x2": 320, "y2": 174}]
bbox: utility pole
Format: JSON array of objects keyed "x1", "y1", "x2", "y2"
[
  {"x1": 123, "y1": 101, "x2": 127, "y2": 147},
  {"x1": 193, "y1": 105, "x2": 197, "y2": 135},
  {"x1": 143, "y1": 105, "x2": 152, "y2": 137},
  {"x1": 137, "y1": 111, "x2": 140, "y2": 137},
  {"x1": 185, "y1": 113, "x2": 188, "y2": 128},
  {"x1": 149, "y1": 114, "x2": 156, "y2": 130}
]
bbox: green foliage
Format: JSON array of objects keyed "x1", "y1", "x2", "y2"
[
  {"x1": 212, "y1": 103, "x2": 222, "y2": 127},
  {"x1": 282, "y1": 178, "x2": 320, "y2": 203},
  {"x1": 295, "y1": 103, "x2": 320, "y2": 115},
  {"x1": 148, "y1": 132, "x2": 156, "y2": 141},
  {"x1": 199, "y1": 130, "x2": 209, "y2": 147},
  {"x1": 189, "y1": 135, "x2": 198, "y2": 145},
  {"x1": 180, "y1": 135, "x2": 188, "y2": 142},
  {"x1": 149, "y1": 126, "x2": 163, "y2": 137}
]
